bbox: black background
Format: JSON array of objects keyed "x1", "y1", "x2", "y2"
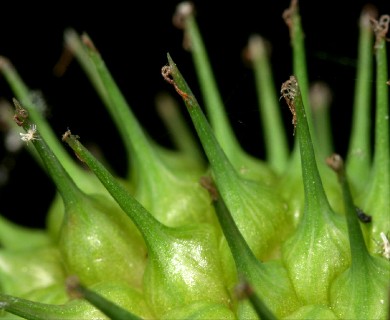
[{"x1": 0, "y1": 0, "x2": 389, "y2": 228}]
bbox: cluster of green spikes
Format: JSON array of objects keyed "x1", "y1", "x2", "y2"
[{"x1": 0, "y1": 1, "x2": 389, "y2": 319}]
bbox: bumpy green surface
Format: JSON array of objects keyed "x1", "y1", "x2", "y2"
[{"x1": 0, "y1": 1, "x2": 389, "y2": 319}]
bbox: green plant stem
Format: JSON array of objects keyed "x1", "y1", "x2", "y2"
[
  {"x1": 155, "y1": 92, "x2": 205, "y2": 166},
  {"x1": 65, "y1": 31, "x2": 153, "y2": 180},
  {"x1": 370, "y1": 24, "x2": 390, "y2": 202},
  {"x1": 248, "y1": 34, "x2": 289, "y2": 173},
  {"x1": 362, "y1": 18, "x2": 390, "y2": 248},
  {"x1": 283, "y1": 0, "x2": 316, "y2": 174},
  {"x1": 165, "y1": 52, "x2": 293, "y2": 265},
  {"x1": 285, "y1": 1, "x2": 311, "y2": 131},
  {"x1": 0, "y1": 58, "x2": 86, "y2": 181},
  {"x1": 64, "y1": 132, "x2": 231, "y2": 314},
  {"x1": 328, "y1": 155, "x2": 368, "y2": 265},
  {"x1": 280, "y1": 76, "x2": 349, "y2": 305},
  {"x1": 67, "y1": 277, "x2": 142, "y2": 320},
  {"x1": 85, "y1": 39, "x2": 154, "y2": 179},
  {"x1": 164, "y1": 54, "x2": 241, "y2": 193},
  {"x1": 204, "y1": 180, "x2": 276, "y2": 319},
  {"x1": 327, "y1": 153, "x2": 390, "y2": 319},
  {"x1": 184, "y1": 14, "x2": 242, "y2": 158},
  {"x1": 179, "y1": 12, "x2": 275, "y2": 184},
  {"x1": 64, "y1": 133, "x2": 165, "y2": 245},
  {"x1": 11, "y1": 107, "x2": 84, "y2": 210},
  {"x1": 0, "y1": 294, "x2": 72, "y2": 320},
  {"x1": 292, "y1": 78, "x2": 331, "y2": 215},
  {"x1": 346, "y1": 8, "x2": 375, "y2": 192},
  {"x1": 64, "y1": 29, "x2": 108, "y2": 105},
  {"x1": 310, "y1": 82, "x2": 333, "y2": 159},
  {"x1": 200, "y1": 175, "x2": 299, "y2": 318}
]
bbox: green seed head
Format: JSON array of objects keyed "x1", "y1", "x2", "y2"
[{"x1": 0, "y1": 1, "x2": 389, "y2": 319}]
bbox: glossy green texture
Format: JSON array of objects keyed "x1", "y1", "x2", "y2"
[
  {"x1": 166, "y1": 53, "x2": 292, "y2": 261},
  {"x1": 9, "y1": 106, "x2": 148, "y2": 290},
  {"x1": 0, "y1": 2, "x2": 389, "y2": 319},
  {"x1": 77, "y1": 38, "x2": 217, "y2": 229},
  {"x1": 284, "y1": 305, "x2": 338, "y2": 319},
  {"x1": 0, "y1": 282, "x2": 153, "y2": 320},
  {"x1": 161, "y1": 301, "x2": 236, "y2": 320},
  {"x1": 278, "y1": 1, "x2": 344, "y2": 220},
  {"x1": 330, "y1": 257, "x2": 390, "y2": 319},
  {"x1": 176, "y1": 9, "x2": 278, "y2": 185},
  {"x1": 59, "y1": 193, "x2": 147, "y2": 288},
  {"x1": 203, "y1": 176, "x2": 300, "y2": 318},
  {"x1": 358, "y1": 17, "x2": 390, "y2": 252},
  {"x1": 142, "y1": 223, "x2": 231, "y2": 315},
  {"x1": 0, "y1": 55, "x2": 131, "y2": 247},
  {"x1": 280, "y1": 77, "x2": 350, "y2": 305},
  {"x1": 327, "y1": 154, "x2": 390, "y2": 319},
  {"x1": 64, "y1": 133, "x2": 231, "y2": 316},
  {"x1": 0, "y1": 247, "x2": 64, "y2": 296}
]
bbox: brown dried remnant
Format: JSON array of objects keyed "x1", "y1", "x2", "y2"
[
  {"x1": 172, "y1": 1, "x2": 195, "y2": 30},
  {"x1": 325, "y1": 153, "x2": 344, "y2": 173},
  {"x1": 234, "y1": 277, "x2": 255, "y2": 300},
  {"x1": 62, "y1": 129, "x2": 83, "y2": 162},
  {"x1": 53, "y1": 46, "x2": 74, "y2": 77},
  {"x1": 172, "y1": 1, "x2": 195, "y2": 51},
  {"x1": 359, "y1": 4, "x2": 378, "y2": 29},
  {"x1": 242, "y1": 34, "x2": 272, "y2": 67},
  {"x1": 12, "y1": 98, "x2": 29, "y2": 126},
  {"x1": 280, "y1": 75, "x2": 298, "y2": 135},
  {"x1": 282, "y1": 0, "x2": 298, "y2": 30},
  {"x1": 62, "y1": 129, "x2": 72, "y2": 142},
  {"x1": 81, "y1": 33, "x2": 98, "y2": 52},
  {"x1": 161, "y1": 65, "x2": 191, "y2": 102},
  {"x1": 66, "y1": 275, "x2": 84, "y2": 300},
  {"x1": 199, "y1": 176, "x2": 218, "y2": 202},
  {"x1": 370, "y1": 14, "x2": 390, "y2": 48}
]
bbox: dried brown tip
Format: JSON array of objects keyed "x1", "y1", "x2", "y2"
[
  {"x1": 62, "y1": 129, "x2": 72, "y2": 142},
  {"x1": 53, "y1": 45, "x2": 74, "y2": 77},
  {"x1": 172, "y1": 1, "x2": 195, "y2": 51},
  {"x1": 199, "y1": 176, "x2": 218, "y2": 202},
  {"x1": 242, "y1": 34, "x2": 271, "y2": 66},
  {"x1": 61, "y1": 129, "x2": 80, "y2": 143},
  {"x1": 66, "y1": 275, "x2": 84, "y2": 300},
  {"x1": 81, "y1": 33, "x2": 98, "y2": 52},
  {"x1": 234, "y1": 277, "x2": 254, "y2": 300},
  {"x1": 309, "y1": 81, "x2": 332, "y2": 111},
  {"x1": 360, "y1": 4, "x2": 378, "y2": 29},
  {"x1": 0, "y1": 56, "x2": 13, "y2": 73},
  {"x1": 161, "y1": 65, "x2": 174, "y2": 85},
  {"x1": 172, "y1": 1, "x2": 195, "y2": 29},
  {"x1": 62, "y1": 130, "x2": 83, "y2": 162},
  {"x1": 12, "y1": 98, "x2": 29, "y2": 126},
  {"x1": 280, "y1": 76, "x2": 298, "y2": 135},
  {"x1": 370, "y1": 14, "x2": 390, "y2": 48},
  {"x1": 326, "y1": 153, "x2": 344, "y2": 173},
  {"x1": 282, "y1": 0, "x2": 298, "y2": 30},
  {"x1": 161, "y1": 64, "x2": 191, "y2": 102}
]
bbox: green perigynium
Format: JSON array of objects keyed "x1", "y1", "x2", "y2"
[
  {"x1": 326, "y1": 153, "x2": 390, "y2": 319},
  {"x1": 0, "y1": 1, "x2": 389, "y2": 319}
]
